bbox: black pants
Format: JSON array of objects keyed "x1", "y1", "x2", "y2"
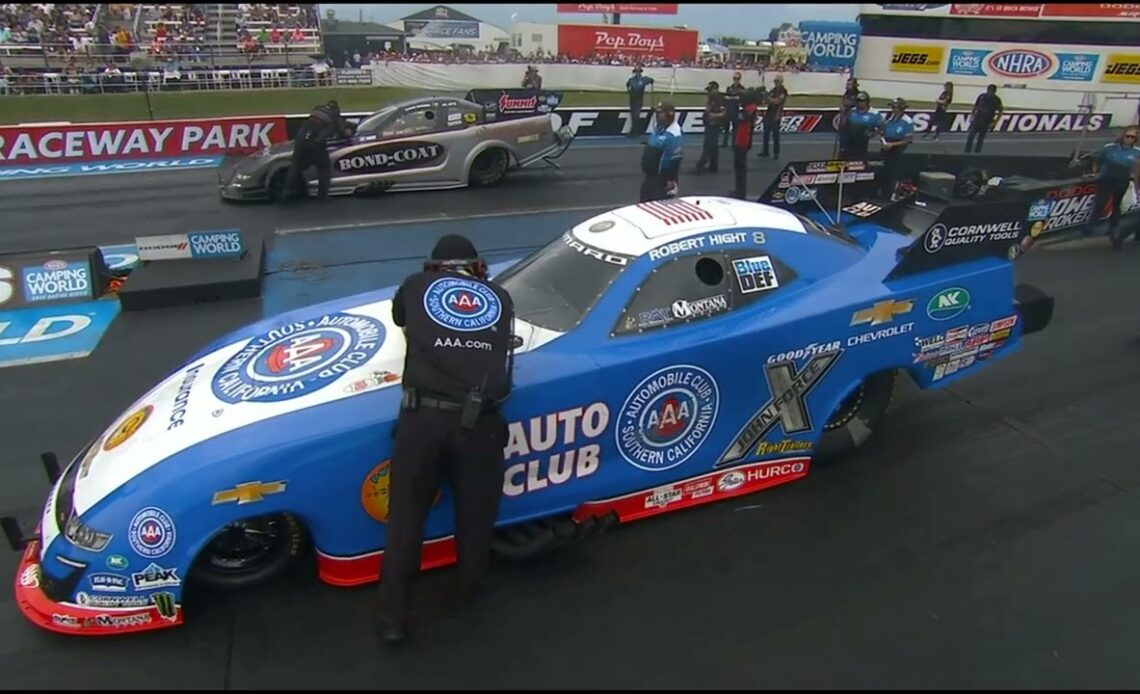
[
  {"x1": 640, "y1": 171, "x2": 670, "y2": 201},
  {"x1": 879, "y1": 145, "x2": 908, "y2": 199},
  {"x1": 696, "y1": 125, "x2": 720, "y2": 173},
  {"x1": 965, "y1": 121, "x2": 990, "y2": 153},
  {"x1": 840, "y1": 134, "x2": 869, "y2": 161},
  {"x1": 732, "y1": 147, "x2": 749, "y2": 198},
  {"x1": 1094, "y1": 177, "x2": 1132, "y2": 232},
  {"x1": 286, "y1": 140, "x2": 331, "y2": 199},
  {"x1": 722, "y1": 108, "x2": 738, "y2": 146},
  {"x1": 376, "y1": 405, "x2": 508, "y2": 628},
  {"x1": 629, "y1": 95, "x2": 645, "y2": 137},
  {"x1": 929, "y1": 108, "x2": 949, "y2": 136},
  {"x1": 760, "y1": 116, "x2": 780, "y2": 157}
]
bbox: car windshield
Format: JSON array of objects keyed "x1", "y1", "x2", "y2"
[
  {"x1": 354, "y1": 105, "x2": 399, "y2": 134},
  {"x1": 495, "y1": 234, "x2": 627, "y2": 333}
]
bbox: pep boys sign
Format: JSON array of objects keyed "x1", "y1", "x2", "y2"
[{"x1": 556, "y1": 23, "x2": 698, "y2": 62}]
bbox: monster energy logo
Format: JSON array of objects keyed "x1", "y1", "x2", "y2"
[
  {"x1": 152, "y1": 591, "x2": 177, "y2": 621},
  {"x1": 717, "y1": 350, "x2": 841, "y2": 467}
]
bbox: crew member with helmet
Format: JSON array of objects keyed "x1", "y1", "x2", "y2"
[
  {"x1": 839, "y1": 91, "x2": 884, "y2": 160},
  {"x1": 376, "y1": 233, "x2": 515, "y2": 647},
  {"x1": 285, "y1": 99, "x2": 355, "y2": 201},
  {"x1": 639, "y1": 100, "x2": 684, "y2": 202},
  {"x1": 1088, "y1": 125, "x2": 1140, "y2": 249},
  {"x1": 878, "y1": 97, "x2": 915, "y2": 200}
]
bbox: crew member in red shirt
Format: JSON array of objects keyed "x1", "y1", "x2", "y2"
[{"x1": 730, "y1": 88, "x2": 760, "y2": 199}]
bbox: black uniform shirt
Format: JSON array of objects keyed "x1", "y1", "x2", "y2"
[
  {"x1": 392, "y1": 269, "x2": 515, "y2": 402},
  {"x1": 297, "y1": 104, "x2": 352, "y2": 144}
]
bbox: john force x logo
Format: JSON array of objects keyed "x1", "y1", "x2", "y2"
[
  {"x1": 212, "y1": 312, "x2": 385, "y2": 404},
  {"x1": 424, "y1": 277, "x2": 502, "y2": 332},
  {"x1": 717, "y1": 351, "x2": 841, "y2": 467}
]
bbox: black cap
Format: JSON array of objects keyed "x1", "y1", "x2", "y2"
[
  {"x1": 431, "y1": 234, "x2": 478, "y2": 262},
  {"x1": 656, "y1": 100, "x2": 676, "y2": 112},
  {"x1": 856, "y1": 91, "x2": 870, "y2": 102}
]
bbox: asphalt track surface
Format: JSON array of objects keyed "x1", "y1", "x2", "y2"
[{"x1": 2, "y1": 130, "x2": 1140, "y2": 689}]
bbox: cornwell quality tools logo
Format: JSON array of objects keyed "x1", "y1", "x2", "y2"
[
  {"x1": 717, "y1": 350, "x2": 842, "y2": 467},
  {"x1": 212, "y1": 481, "x2": 288, "y2": 505}
]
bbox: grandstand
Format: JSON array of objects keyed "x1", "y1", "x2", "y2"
[{"x1": 0, "y1": 2, "x2": 325, "y2": 93}]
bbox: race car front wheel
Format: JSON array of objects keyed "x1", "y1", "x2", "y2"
[
  {"x1": 814, "y1": 369, "x2": 898, "y2": 463},
  {"x1": 469, "y1": 148, "x2": 509, "y2": 187},
  {"x1": 189, "y1": 512, "x2": 306, "y2": 591}
]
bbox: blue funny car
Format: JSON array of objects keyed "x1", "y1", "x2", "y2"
[{"x1": 5, "y1": 170, "x2": 1053, "y2": 636}]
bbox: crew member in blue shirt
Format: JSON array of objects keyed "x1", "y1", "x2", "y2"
[
  {"x1": 640, "y1": 101, "x2": 683, "y2": 202},
  {"x1": 626, "y1": 66, "x2": 655, "y2": 139},
  {"x1": 879, "y1": 97, "x2": 915, "y2": 200},
  {"x1": 1089, "y1": 125, "x2": 1140, "y2": 249},
  {"x1": 839, "y1": 91, "x2": 884, "y2": 160}
]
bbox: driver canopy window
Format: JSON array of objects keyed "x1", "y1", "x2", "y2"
[
  {"x1": 380, "y1": 103, "x2": 441, "y2": 138},
  {"x1": 615, "y1": 254, "x2": 732, "y2": 335}
]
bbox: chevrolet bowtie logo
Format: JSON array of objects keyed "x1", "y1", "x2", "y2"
[
  {"x1": 850, "y1": 299, "x2": 914, "y2": 326},
  {"x1": 212, "y1": 481, "x2": 288, "y2": 505}
]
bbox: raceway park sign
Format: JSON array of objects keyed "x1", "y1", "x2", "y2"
[
  {"x1": 0, "y1": 108, "x2": 1111, "y2": 165},
  {"x1": 0, "y1": 116, "x2": 287, "y2": 166}
]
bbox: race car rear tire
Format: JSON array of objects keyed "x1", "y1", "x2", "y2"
[
  {"x1": 469, "y1": 148, "x2": 509, "y2": 187},
  {"x1": 188, "y1": 512, "x2": 306, "y2": 591},
  {"x1": 814, "y1": 369, "x2": 898, "y2": 463}
]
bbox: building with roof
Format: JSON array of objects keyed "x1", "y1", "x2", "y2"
[{"x1": 381, "y1": 5, "x2": 509, "y2": 53}]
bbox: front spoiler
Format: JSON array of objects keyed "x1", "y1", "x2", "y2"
[{"x1": 12, "y1": 536, "x2": 183, "y2": 636}]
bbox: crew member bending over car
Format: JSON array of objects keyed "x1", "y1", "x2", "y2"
[
  {"x1": 376, "y1": 234, "x2": 515, "y2": 647},
  {"x1": 639, "y1": 101, "x2": 683, "y2": 202},
  {"x1": 839, "y1": 91, "x2": 883, "y2": 160},
  {"x1": 1089, "y1": 125, "x2": 1140, "y2": 249},
  {"x1": 879, "y1": 97, "x2": 915, "y2": 200},
  {"x1": 285, "y1": 99, "x2": 354, "y2": 201}
]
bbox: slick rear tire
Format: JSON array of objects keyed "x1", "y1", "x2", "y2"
[
  {"x1": 469, "y1": 148, "x2": 509, "y2": 187},
  {"x1": 814, "y1": 369, "x2": 898, "y2": 463},
  {"x1": 189, "y1": 512, "x2": 306, "y2": 591}
]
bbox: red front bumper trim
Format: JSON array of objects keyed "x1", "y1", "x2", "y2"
[{"x1": 14, "y1": 539, "x2": 183, "y2": 636}]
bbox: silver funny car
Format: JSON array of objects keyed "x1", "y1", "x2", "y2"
[{"x1": 218, "y1": 94, "x2": 575, "y2": 201}]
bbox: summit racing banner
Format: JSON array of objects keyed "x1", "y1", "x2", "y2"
[{"x1": 0, "y1": 116, "x2": 288, "y2": 165}]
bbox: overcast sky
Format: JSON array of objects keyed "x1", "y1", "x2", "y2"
[{"x1": 319, "y1": 3, "x2": 860, "y2": 38}]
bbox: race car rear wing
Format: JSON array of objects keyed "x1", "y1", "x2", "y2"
[
  {"x1": 757, "y1": 158, "x2": 914, "y2": 233},
  {"x1": 885, "y1": 197, "x2": 1032, "y2": 281}
]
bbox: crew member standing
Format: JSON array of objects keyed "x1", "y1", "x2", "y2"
[
  {"x1": 376, "y1": 233, "x2": 515, "y2": 647},
  {"x1": 626, "y1": 66, "x2": 654, "y2": 139},
  {"x1": 1089, "y1": 125, "x2": 1140, "y2": 249},
  {"x1": 286, "y1": 99, "x2": 354, "y2": 201},
  {"x1": 759, "y1": 75, "x2": 787, "y2": 159},
  {"x1": 965, "y1": 84, "x2": 1003, "y2": 153},
  {"x1": 878, "y1": 97, "x2": 915, "y2": 200},
  {"x1": 730, "y1": 88, "x2": 760, "y2": 199},
  {"x1": 836, "y1": 76, "x2": 861, "y2": 157},
  {"x1": 838, "y1": 91, "x2": 883, "y2": 160},
  {"x1": 639, "y1": 101, "x2": 683, "y2": 201},
  {"x1": 722, "y1": 71, "x2": 746, "y2": 148},
  {"x1": 924, "y1": 81, "x2": 953, "y2": 140},
  {"x1": 695, "y1": 81, "x2": 725, "y2": 174}
]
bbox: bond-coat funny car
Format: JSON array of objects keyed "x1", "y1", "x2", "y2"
[
  {"x1": 217, "y1": 94, "x2": 575, "y2": 200},
  {"x1": 4, "y1": 191, "x2": 1054, "y2": 636}
]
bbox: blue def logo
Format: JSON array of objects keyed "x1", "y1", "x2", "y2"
[
  {"x1": 424, "y1": 277, "x2": 501, "y2": 332},
  {"x1": 616, "y1": 365, "x2": 720, "y2": 472},
  {"x1": 212, "y1": 312, "x2": 385, "y2": 404},
  {"x1": 732, "y1": 255, "x2": 780, "y2": 294}
]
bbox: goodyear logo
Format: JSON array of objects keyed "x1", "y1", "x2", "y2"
[
  {"x1": 1103, "y1": 54, "x2": 1140, "y2": 84},
  {"x1": 890, "y1": 44, "x2": 945, "y2": 73}
]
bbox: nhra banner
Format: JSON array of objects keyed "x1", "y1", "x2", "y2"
[
  {"x1": 797, "y1": 21, "x2": 862, "y2": 70},
  {"x1": 0, "y1": 116, "x2": 288, "y2": 165}
]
